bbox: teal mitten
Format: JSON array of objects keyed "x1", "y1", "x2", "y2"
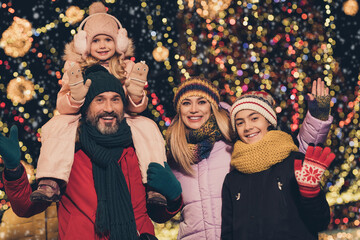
[
  {"x1": 147, "y1": 162, "x2": 182, "y2": 201},
  {"x1": 0, "y1": 125, "x2": 21, "y2": 169}
]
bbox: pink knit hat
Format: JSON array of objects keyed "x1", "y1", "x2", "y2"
[
  {"x1": 230, "y1": 91, "x2": 277, "y2": 131},
  {"x1": 73, "y1": 2, "x2": 130, "y2": 59}
]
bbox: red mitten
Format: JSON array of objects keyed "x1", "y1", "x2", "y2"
[{"x1": 294, "y1": 145, "x2": 335, "y2": 198}]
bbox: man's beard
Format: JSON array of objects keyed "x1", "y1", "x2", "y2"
[{"x1": 86, "y1": 111, "x2": 124, "y2": 134}]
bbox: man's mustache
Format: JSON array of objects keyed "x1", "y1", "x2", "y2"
[{"x1": 96, "y1": 112, "x2": 118, "y2": 121}]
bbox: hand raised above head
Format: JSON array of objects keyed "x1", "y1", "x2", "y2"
[
  {"x1": 306, "y1": 78, "x2": 331, "y2": 120},
  {"x1": 307, "y1": 78, "x2": 329, "y2": 101}
]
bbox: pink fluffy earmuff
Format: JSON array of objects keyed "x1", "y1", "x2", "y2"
[{"x1": 73, "y1": 3, "x2": 129, "y2": 58}]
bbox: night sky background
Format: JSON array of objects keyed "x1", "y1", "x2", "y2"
[{"x1": 0, "y1": 0, "x2": 360, "y2": 237}]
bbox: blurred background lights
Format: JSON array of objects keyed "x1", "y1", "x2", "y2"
[
  {"x1": 6, "y1": 76, "x2": 35, "y2": 104},
  {"x1": 343, "y1": 0, "x2": 359, "y2": 16},
  {"x1": 65, "y1": 6, "x2": 84, "y2": 25},
  {"x1": 152, "y1": 45, "x2": 169, "y2": 62},
  {"x1": 0, "y1": 0, "x2": 360, "y2": 238},
  {"x1": 186, "y1": 0, "x2": 233, "y2": 19},
  {"x1": 0, "y1": 17, "x2": 32, "y2": 58}
]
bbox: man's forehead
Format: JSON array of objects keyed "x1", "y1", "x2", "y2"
[{"x1": 95, "y1": 92, "x2": 121, "y2": 98}]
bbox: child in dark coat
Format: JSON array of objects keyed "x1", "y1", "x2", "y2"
[{"x1": 221, "y1": 91, "x2": 334, "y2": 240}]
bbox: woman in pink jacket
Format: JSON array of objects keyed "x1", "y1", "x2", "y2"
[
  {"x1": 162, "y1": 77, "x2": 332, "y2": 240},
  {"x1": 31, "y1": 2, "x2": 167, "y2": 206}
]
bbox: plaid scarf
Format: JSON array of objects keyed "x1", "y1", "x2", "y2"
[{"x1": 187, "y1": 114, "x2": 223, "y2": 163}]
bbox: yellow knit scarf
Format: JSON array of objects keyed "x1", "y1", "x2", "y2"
[{"x1": 231, "y1": 130, "x2": 298, "y2": 174}]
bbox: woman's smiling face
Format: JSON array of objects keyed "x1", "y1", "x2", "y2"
[{"x1": 180, "y1": 96, "x2": 211, "y2": 130}]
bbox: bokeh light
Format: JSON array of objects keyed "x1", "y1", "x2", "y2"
[
  {"x1": 0, "y1": 0, "x2": 359, "y2": 239},
  {"x1": 0, "y1": 17, "x2": 32, "y2": 58},
  {"x1": 7, "y1": 76, "x2": 35, "y2": 104}
]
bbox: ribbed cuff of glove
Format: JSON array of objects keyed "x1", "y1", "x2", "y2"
[
  {"x1": 308, "y1": 95, "x2": 331, "y2": 121},
  {"x1": 4, "y1": 164, "x2": 24, "y2": 181},
  {"x1": 299, "y1": 185, "x2": 320, "y2": 198}
]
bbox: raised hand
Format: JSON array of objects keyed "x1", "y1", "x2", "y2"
[
  {"x1": 125, "y1": 61, "x2": 148, "y2": 103},
  {"x1": 294, "y1": 145, "x2": 335, "y2": 198},
  {"x1": 307, "y1": 78, "x2": 331, "y2": 120},
  {"x1": 67, "y1": 63, "x2": 91, "y2": 101},
  {"x1": 0, "y1": 126, "x2": 21, "y2": 169}
]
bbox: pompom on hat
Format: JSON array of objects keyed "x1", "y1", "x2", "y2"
[
  {"x1": 173, "y1": 77, "x2": 220, "y2": 112},
  {"x1": 230, "y1": 91, "x2": 277, "y2": 131},
  {"x1": 74, "y1": 2, "x2": 130, "y2": 59}
]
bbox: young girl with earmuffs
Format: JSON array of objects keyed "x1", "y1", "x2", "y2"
[{"x1": 30, "y1": 2, "x2": 174, "y2": 209}]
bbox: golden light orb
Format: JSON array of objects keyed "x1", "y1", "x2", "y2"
[
  {"x1": 152, "y1": 46, "x2": 169, "y2": 62},
  {"x1": 0, "y1": 17, "x2": 32, "y2": 58},
  {"x1": 343, "y1": 0, "x2": 359, "y2": 16},
  {"x1": 7, "y1": 76, "x2": 35, "y2": 104},
  {"x1": 187, "y1": 0, "x2": 233, "y2": 19},
  {"x1": 65, "y1": 6, "x2": 84, "y2": 24}
]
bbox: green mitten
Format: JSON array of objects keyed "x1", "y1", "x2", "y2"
[
  {"x1": 147, "y1": 162, "x2": 182, "y2": 201},
  {"x1": 0, "y1": 126, "x2": 21, "y2": 169}
]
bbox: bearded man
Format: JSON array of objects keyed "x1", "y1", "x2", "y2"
[{"x1": 0, "y1": 65, "x2": 182, "y2": 239}]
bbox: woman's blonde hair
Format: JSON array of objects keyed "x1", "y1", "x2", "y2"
[{"x1": 166, "y1": 102, "x2": 232, "y2": 175}]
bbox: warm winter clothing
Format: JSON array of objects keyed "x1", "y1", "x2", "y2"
[
  {"x1": 37, "y1": 112, "x2": 166, "y2": 184},
  {"x1": 297, "y1": 111, "x2": 333, "y2": 153},
  {"x1": 73, "y1": 2, "x2": 130, "y2": 59},
  {"x1": 81, "y1": 65, "x2": 127, "y2": 114},
  {"x1": 36, "y1": 54, "x2": 166, "y2": 184},
  {"x1": 4, "y1": 147, "x2": 155, "y2": 239},
  {"x1": 187, "y1": 114, "x2": 223, "y2": 162},
  {"x1": 168, "y1": 103, "x2": 332, "y2": 240},
  {"x1": 79, "y1": 115, "x2": 137, "y2": 239},
  {"x1": 147, "y1": 162, "x2": 182, "y2": 201},
  {"x1": 308, "y1": 94, "x2": 331, "y2": 121},
  {"x1": 173, "y1": 77, "x2": 220, "y2": 112},
  {"x1": 221, "y1": 150, "x2": 330, "y2": 240},
  {"x1": 0, "y1": 125, "x2": 21, "y2": 169},
  {"x1": 231, "y1": 131, "x2": 298, "y2": 173},
  {"x1": 172, "y1": 140, "x2": 232, "y2": 240},
  {"x1": 294, "y1": 145, "x2": 335, "y2": 198},
  {"x1": 230, "y1": 91, "x2": 277, "y2": 130}
]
